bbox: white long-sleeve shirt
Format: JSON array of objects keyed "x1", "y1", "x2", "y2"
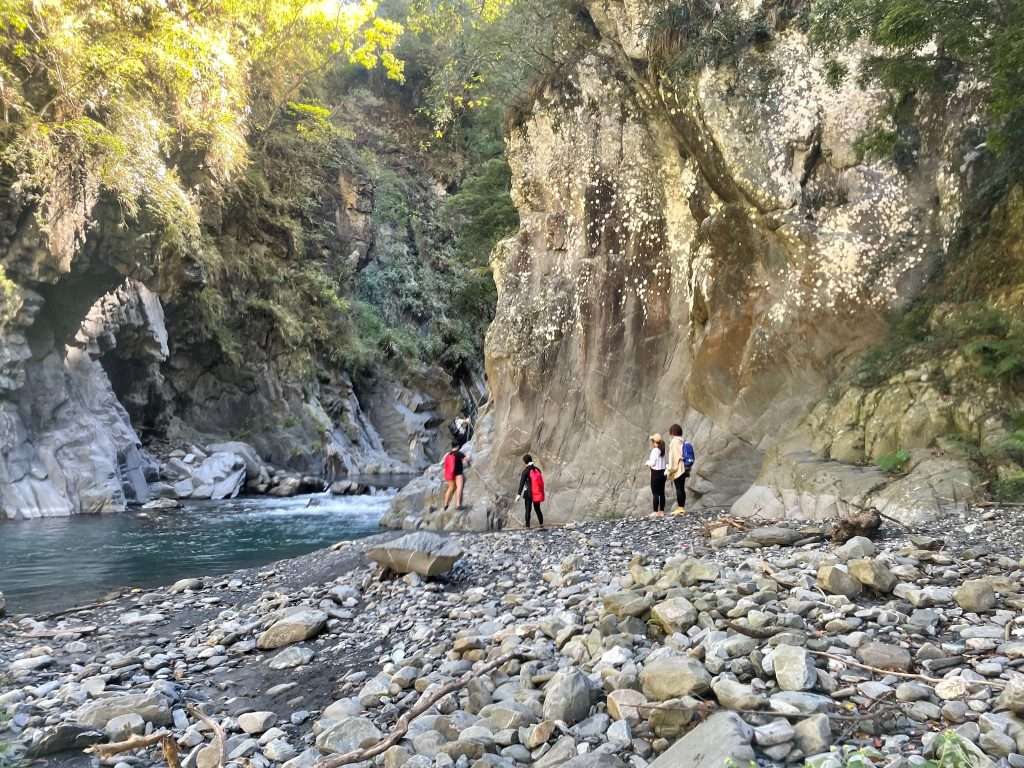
[{"x1": 646, "y1": 447, "x2": 666, "y2": 471}]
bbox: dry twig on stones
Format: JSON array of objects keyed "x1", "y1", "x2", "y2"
[
  {"x1": 188, "y1": 704, "x2": 227, "y2": 768},
  {"x1": 314, "y1": 649, "x2": 527, "y2": 768},
  {"x1": 810, "y1": 650, "x2": 1007, "y2": 689},
  {"x1": 86, "y1": 731, "x2": 170, "y2": 758}
]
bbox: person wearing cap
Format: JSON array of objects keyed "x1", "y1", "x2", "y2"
[{"x1": 645, "y1": 433, "x2": 667, "y2": 516}]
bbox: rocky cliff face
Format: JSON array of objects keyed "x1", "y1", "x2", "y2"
[
  {"x1": 0, "y1": 99, "x2": 469, "y2": 520},
  {"x1": 386, "y1": 0, "x2": 1011, "y2": 530}
]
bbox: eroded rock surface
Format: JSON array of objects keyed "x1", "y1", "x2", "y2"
[{"x1": 390, "y1": 0, "x2": 988, "y2": 529}]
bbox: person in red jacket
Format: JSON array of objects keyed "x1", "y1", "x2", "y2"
[
  {"x1": 442, "y1": 442, "x2": 469, "y2": 511},
  {"x1": 515, "y1": 454, "x2": 545, "y2": 528}
]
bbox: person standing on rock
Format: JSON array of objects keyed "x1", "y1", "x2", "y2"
[
  {"x1": 667, "y1": 424, "x2": 688, "y2": 516},
  {"x1": 646, "y1": 434, "x2": 667, "y2": 516},
  {"x1": 516, "y1": 454, "x2": 545, "y2": 528},
  {"x1": 442, "y1": 442, "x2": 469, "y2": 511}
]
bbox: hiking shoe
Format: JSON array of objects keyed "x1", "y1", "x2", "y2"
[{"x1": 672, "y1": 507, "x2": 686, "y2": 517}]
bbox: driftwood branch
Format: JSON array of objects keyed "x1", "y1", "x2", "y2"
[
  {"x1": 162, "y1": 733, "x2": 182, "y2": 768},
  {"x1": 810, "y1": 650, "x2": 1007, "y2": 689},
  {"x1": 314, "y1": 650, "x2": 526, "y2": 768},
  {"x1": 188, "y1": 705, "x2": 227, "y2": 768},
  {"x1": 86, "y1": 731, "x2": 170, "y2": 758}
]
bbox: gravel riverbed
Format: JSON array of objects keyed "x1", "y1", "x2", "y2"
[{"x1": 5, "y1": 507, "x2": 1024, "y2": 768}]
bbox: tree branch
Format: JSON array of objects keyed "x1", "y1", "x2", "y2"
[{"x1": 313, "y1": 649, "x2": 527, "y2": 768}]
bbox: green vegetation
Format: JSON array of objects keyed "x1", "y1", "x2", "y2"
[
  {"x1": 814, "y1": 732, "x2": 979, "y2": 768},
  {"x1": 854, "y1": 302, "x2": 1024, "y2": 389},
  {"x1": 0, "y1": 0, "x2": 526, "y2": 384},
  {"x1": 647, "y1": 0, "x2": 785, "y2": 80},
  {"x1": 400, "y1": 0, "x2": 592, "y2": 136},
  {"x1": 877, "y1": 448, "x2": 911, "y2": 474},
  {"x1": 0, "y1": 0, "x2": 404, "y2": 244},
  {"x1": 995, "y1": 474, "x2": 1024, "y2": 503},
  {"x1": 0, "y1": 265, "x2": 19, "y2": 330},
  {"x1": 810, "y1": 0, "x2": 1024, "y2": 188},
  {"x1": 0, "y1": 706, "x2": 19, "y2": 768}
]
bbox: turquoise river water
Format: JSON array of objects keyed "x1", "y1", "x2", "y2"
[{"x1": 0, "y1": 490, "x2": 397, "y2": 616}]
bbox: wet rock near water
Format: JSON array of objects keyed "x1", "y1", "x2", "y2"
[{"x1": 4, "y1": 507, "x2": 1024, "y2": 768}]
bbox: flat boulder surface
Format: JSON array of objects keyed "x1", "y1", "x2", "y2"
[
  {"x1": 256, "y1": 608, "x2": 328, "y2": 650},
  {"x1": 366, "y1": 531, "x2": 463, "y2": 576}
]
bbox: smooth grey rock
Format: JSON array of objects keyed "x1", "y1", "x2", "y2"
[
  {"x1": 956, "y1": 580, "x2": 996, "y2": 613},
  {"x1": 75, "y1": 693, "x2": 172, "y2": 728},
  {"x1": 997, "y1": 674, "x2": 1024, "y2": 715},
  {"x1": 650, "y1": 598, "x2": 697, "y2": 634},
  {"x1": 366, "y1": 532, "x2": 463, "y2": 577},
  {"x1": 816, "y1": 565, "x2": 862, "y2": 598},
  {"x1": 640, "y1": 654, "x2": 710, "y2": 701},
  {"x1": 772, "y1": 645, "x2": 817, "y2": 692},
  {"x1": 264, "y1": 738, "x2": 299, "y2": 762},
  {"x1": 836, "y1": 536, "x2": 875, "y2": 561},
  {"x1": 561, "y1": 754, "x2": 627, "y2": 768},
  {"x1": 602, "y1": 591, "x2": 653, "y2": 618},
  {"x1": 794, "y1": 713, "x2": 832, "y2": 755},
  {"x1": 856, "y1": 642, "x2": 911, "y2": 672},
  {"x1": 712, "y1": 678, "x2": 768, "y2": 711},
  {"x1": 543, "y1": 668, "x2": 591, "y2": 725},
  {"x1": 24, "y1": 725, "x2": 105, "y2": 757},
  {"x1": 170, "y1": 578, "x2": 203, "y2": 593},
  {"x1": 316, "y1": 716, "x2": 383, "y2": 755},
  {"x1": 257, "y1": 609, "x2": 328, "y2": 650},
  {"x1": 105, "y1": 713, "x2": 145, "y2": 741},
  {"x1": 267, "y1": 645, "x2": 315, "y2": 669},
  {"x1": 847, "y1": 558, "x2": 897, "y2": 593},
  {"x1": 747, "y1": 527, "x2": 802, "y2": 546},
  {"x1": 239, "y1": 711, "x2": 276, "y2": 735},
  {"x1": 648, "y1": 712, "x2": 753, "y2": 768},
  {"x1": 754, "y1": 719, "x2": 794, "y2": 747}
]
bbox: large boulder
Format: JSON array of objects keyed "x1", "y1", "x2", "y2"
[
  {"x1": 366, "y1": 532, "x2": 463, "y2": 577},
  {"x1": 648, "y1": 712, "x2": 754, "y2": 768},
  {"x1": 257, "y1": 609, "x2": 328, "y2": 650},
  {"x1": 189, "y1": 452, "x2": 247, "y2": 500},
  {"x1": 206, "y1": 441, "x2": 265, "y2": 476},
  {"x1": 75, "y1": 693, "x2": 172, "y2": 728}
]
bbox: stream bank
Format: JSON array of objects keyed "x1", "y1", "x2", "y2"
[
  {"x1": 0, "y1": 491, "x2": 397, "y2": 616},
  {"x1": 4, "y1": 507, "x2": 1024, "y2": 768}
]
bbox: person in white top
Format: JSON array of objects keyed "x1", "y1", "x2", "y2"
[{"x1": 645, "y1": 433, "x2": 667, "y2": 516}]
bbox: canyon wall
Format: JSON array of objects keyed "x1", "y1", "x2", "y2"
[
  {"x1": 0, "y1": 91, "x2": 468, "y2": 520},
  {"x1": 386, "y1": 0, "x2": 1013, "y2": 530}
]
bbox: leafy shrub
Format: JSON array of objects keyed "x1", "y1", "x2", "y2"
[
  {"x1": 877, "y1": 449, "x2": 911, "y2": 474},
  {"x1": 855, "y1": 302, "x2": 1024, "y2": 388},
  {"x1": 647, "y1": 1, "x2": 776, "y2": 81},
  {"x1": 995, "y1": 474, "x2": 1024, "y2": 503},
  {"x1": 965, "y1": 335, "x2": 1024, "y2": 384}
]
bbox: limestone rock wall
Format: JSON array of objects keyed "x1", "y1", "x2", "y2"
[{"x1": 390, "y1": 0, "x2": 984, "y2": 528}]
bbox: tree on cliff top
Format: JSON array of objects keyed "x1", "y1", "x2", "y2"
[
  {"x1": 0, "y1": 0, "x2": 404, "y2": 246},
  {"x1": 811, "y1": 0, "x2": 1024, "y2": 188}
]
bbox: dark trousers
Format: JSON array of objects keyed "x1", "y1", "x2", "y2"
[
  {"x1": 673, "y1": 474, "x2": 687, "y2": 508},
  {"x1": 650, "y1": 469, "x2": 666, "y2": 512},
  {"x1": 524, "y1": 495, "x2": 543, "y2": 527}
]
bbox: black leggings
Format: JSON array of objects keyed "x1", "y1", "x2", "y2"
[
  {"x1": 650, "y1": 469, "x2": 666, "y2": 512},
  {"x1": 673, "y1": 474, "x2": 687, "y2": 508},
  {"x1": 524, "y1": 496, "x2": 543, "y2": 527}
]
